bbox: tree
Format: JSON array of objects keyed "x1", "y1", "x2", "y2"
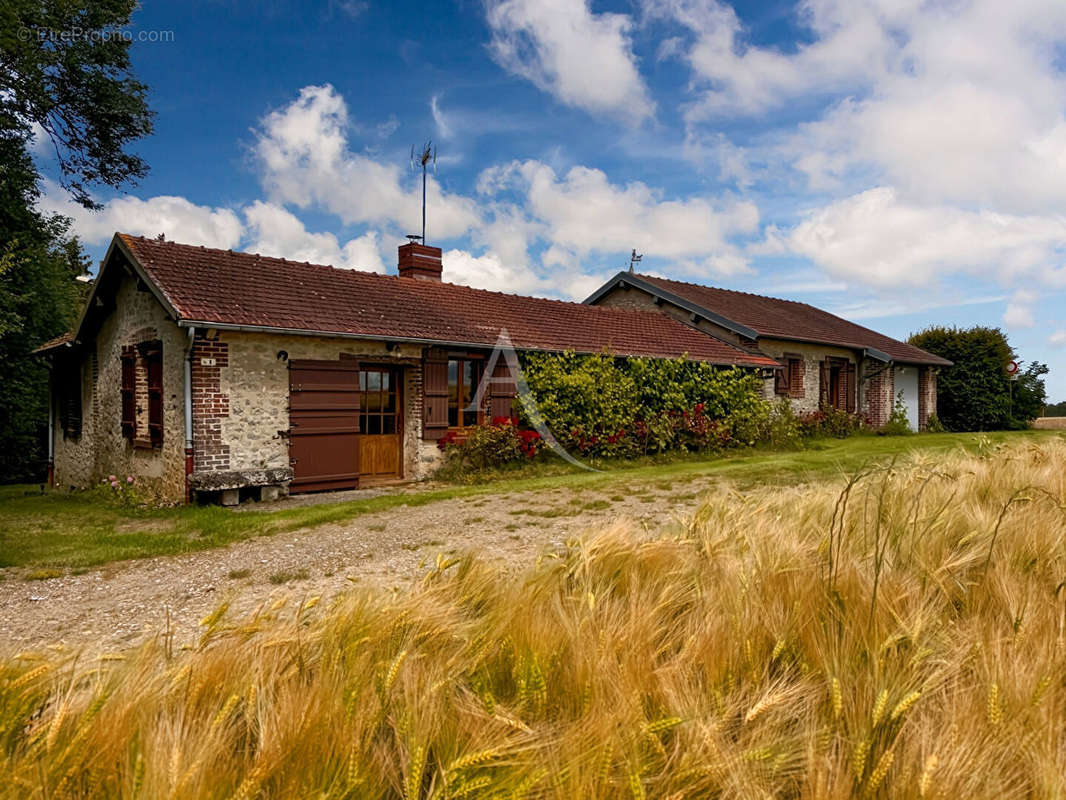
[
  {"x1": 0, "y1": 0, "x2": 153, "y2": 481},
  {"x1": 907, "y1": 326, "x2": 1046, "y2": 431},
  {"x1": 1011, "y1": 362, "x2": 1048, "y2": 426},
  {"x1": 1, "y1": 0, "x2": 153, "y2": 208},
  {"x1": 1046, "y1": 400, "x2": 1066, "y2": 417}
]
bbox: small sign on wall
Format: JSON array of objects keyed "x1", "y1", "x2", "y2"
[{"x1": 200, "y1": 357, "x2": 216, "y2": 367}]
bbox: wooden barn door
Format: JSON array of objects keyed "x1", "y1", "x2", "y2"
[
  {"x1": 288, "y1": 359, "x2": 360, "y2": 493},
  {"x1": 358, "y1": 366, "x2": 403, "y2": 484}
]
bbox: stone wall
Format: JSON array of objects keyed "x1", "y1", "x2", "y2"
[
  {"x1": 53, "y1": 276, "x2": 188, "y2": 502},
  {"x1": 757, "y1": 338, "x2": 858, "y2": 413},
  {"x1": 197, "y1": 331, "x2": 432, "y2": 484}
]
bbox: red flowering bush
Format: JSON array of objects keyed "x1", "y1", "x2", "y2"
[{"x1": 438, "y1": 417, "x2": 542, "y2": 470}]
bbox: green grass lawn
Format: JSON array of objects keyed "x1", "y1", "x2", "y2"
[{"x1": 0, "y1": 430, "x2": 1058, "y2": 571}]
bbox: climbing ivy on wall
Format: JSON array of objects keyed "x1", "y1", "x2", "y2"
[{"x1": 516, "y1": 351, "x2": 770, "y2": 456}]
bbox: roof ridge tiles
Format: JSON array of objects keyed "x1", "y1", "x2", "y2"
[{"x1": 634, "y1": 271, "x2": 808, "y2": 307}]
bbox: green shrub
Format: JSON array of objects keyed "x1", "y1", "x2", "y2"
[
  {"x1": 759, "y1": 398, "x2": 803, "y2": 448},
  {"x1": 438, "y1": 420, "x2": 542, "y2": 474},
  {"x1": 908, "y1": 326, "x2": 1047, "y2": 430},
  {"x1": 518, "y1": 351, "x2": 769, "y2": 456},
  {"x1": 926, "y1": 414, "x2": 945, "y2": 433},
  {"x1": 879, "y1": 391, "x2": 913, "y2": 436},
  {"x1": 797, "y1": 407, "x2": 866, "y2": 439}
]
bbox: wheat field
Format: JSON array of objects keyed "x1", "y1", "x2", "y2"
[{"x1": 2, "y1": 436, "x2": 1065, "y2": 798}]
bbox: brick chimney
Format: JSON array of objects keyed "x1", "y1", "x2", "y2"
[{"x1": 397, "y1": 242, "x2": 443, "y2": 281}]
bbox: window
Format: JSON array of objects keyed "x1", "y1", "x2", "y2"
[
  {"x1": 447, "y1": 358, "x2": 482, "y2": 428},
  {"x1": 57, "y1": 358, "x2": 82, "y2": 439},
  {"x1": 121, "y1": 340, "x2": 163, "y2": 447},
  {"x1": 359, "y1": 367, "x2": 400, "y2": 435}
]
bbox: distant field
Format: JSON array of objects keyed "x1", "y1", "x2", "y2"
[
  {"x1": 1034, "y1": 416, "x2": 1066, "y2": 429},
  {"x1": 1, "y1": 436, "x2": 1064, "y2": 798}
]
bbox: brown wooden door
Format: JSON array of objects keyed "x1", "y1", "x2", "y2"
[
  {"x1": 289, "y1": 359, "x2": 360, "y2": 493},
  {"x1": 358, "y1": 366, "x2": 403, "y2": 483}
]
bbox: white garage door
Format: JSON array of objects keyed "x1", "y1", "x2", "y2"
[{"x1": 895, "y1": 367, "x2": 918, "y2": 431}]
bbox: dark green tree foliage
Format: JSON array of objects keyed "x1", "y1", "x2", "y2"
[
  {"x1": 0, "y1": 0, "x2": 153, "y2": 481},
  {"x1": 1012, "y1": 361, "x2": 1048, "y2": 425},
  {"x1": 1046, "y1": 400, "x2": 1066, "y2": 416},
  {"x1": 0, "y1": 141, "x2": 86, "y2": 481},
  {"x1": 908, "y1": 326, "x2": 1046, "y2": 430},
  {"x1": 1, "y1": 0, "x2": 152, "y2": 207}
]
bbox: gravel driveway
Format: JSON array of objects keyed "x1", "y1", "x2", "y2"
[{"x1": 0, "y1": 478, "x2": 714, "y2": 656}]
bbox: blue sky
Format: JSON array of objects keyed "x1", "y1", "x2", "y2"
[{"x1": 35, "y1": 0, "x2": 1066, "y2": 399}]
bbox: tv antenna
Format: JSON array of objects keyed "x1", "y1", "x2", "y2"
[
  {"x1": 628, "y1": 248, "x2": 643, "y2": 273},
  {"x1": 410, "y1": 141, "x2": 436, "y2": 245}
]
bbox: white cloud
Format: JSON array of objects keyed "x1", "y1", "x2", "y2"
[
  {"x1": 1050, "y1": 330, "x2": 1066, "y2": 348},
  {"x1": 430, "y1": 94, "x2": 453, "y2": 140},
  {"x1": 443, "y1": 249, "x2": 612, "y2": 301},
  {"x1": 243, "y1": 201, "x2": 385, "y2": 272},
  {"x1": 38, "y1": 179, "x2": 243, "y2": 249},
  {"x1": 646, "y1": 0, "x2": 895, "y2": 118},
  {"x1": 486, "y1": 0, "x2": 654, "y2": 121},
  {"x1": 647, "y1": 0, "x2": 1066, "y2": 299},
  {"x1": 484, "y1": 159, "x2": 759, "y2": 277},
  {"x1": 1003, "y1": 289, "x2": 1037, "y2": 329},
  {"x1": 765, "y1": 187, "x2": 1066, "y2": 288},
  {"x1": 254, "y1": 84, "x2": 481, "y2": 239}
]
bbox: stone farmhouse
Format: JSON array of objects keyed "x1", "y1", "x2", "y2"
[
  {"x1": 38, "y1": 234, "x2": 949, "y2": 505},
  {"x1": 37, "y1": 234, "x2": 779, "y2": 504},
  {"x1": 585, "y1": 272, "x2": 951, "y2": 430}
]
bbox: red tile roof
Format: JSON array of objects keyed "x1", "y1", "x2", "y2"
[
  {"x1": 628, "y1": 273, "x2": 951, "y2": 366},
  {"x1": 116, "y1": 235, "x2": 777, "y2": 368}
]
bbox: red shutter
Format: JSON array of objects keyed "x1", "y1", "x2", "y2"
[
  {"x1": 845, "y1": 362, "x2": 857, "y2": 414},
  {"x1": 144, "y1": 341, "x2": 164, "y2": 446},
  {"x1": 422, "y1": 348, "x2": 449, "y2": 440},
  {"x1": 121, "y1": 346, "x2": 136, "y2": 440},
  {"x1": 489, "y1": 360, "x2": 518, "y2": 420}
]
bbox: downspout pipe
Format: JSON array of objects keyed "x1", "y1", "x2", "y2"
[
  {"x1": 184, "y1": 326, "x2": 195, "y2": 503},
  {"x1": 46, "y1": 362, "x2": 55, "y2": 488}
]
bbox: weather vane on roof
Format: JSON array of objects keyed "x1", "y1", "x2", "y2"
[
  {"x1": 409, "y1": 141, "x2": 436, "y2": 246},
  {"x1": 628, "y1": 248, "x2": 643, "y2": 273}
]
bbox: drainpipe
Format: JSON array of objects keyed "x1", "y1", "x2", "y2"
[
  {"x1": 184, "y1": 326, "x2": 195, "y2": 503},
  {"x1": 46, "y1": 363, "x2": 55, "y2": 488}
]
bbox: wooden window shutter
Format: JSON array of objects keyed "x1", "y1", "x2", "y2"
[
  {"x1": 773, "y1": 366, "x2": 789, "y2": 396},
  {"x1": 786, "y1": 355, "x2": 805, "y2": 399},
  {"x1": 489, "y1": 360, "x2": 518, "y2": 420},
  {"x1": 143, "y1": 340, "x2": 164, "y2": 446},
  {"x1": 121, "y1": 346, "x2": 136, "y2": 440},
  {"x1": 819, "y1": 360, "x2": 830, "y2": 409},
  {"x1": 845, "y1": 362, "x2": 857, "y2": 414},
  {"x1": 422, "y1": 348, "x2": 449, "y2": 440},
  {"x1": 57, "y1": 358, "x2": 82, "y2": 438}
]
